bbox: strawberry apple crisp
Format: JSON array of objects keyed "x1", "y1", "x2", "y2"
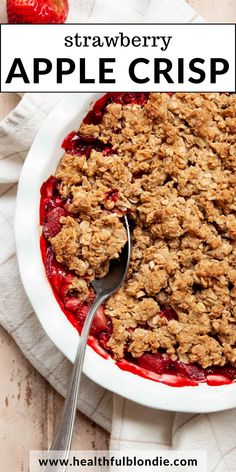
[{"x1": 40, "y1": 92, "x2": 236, "y2": 385}]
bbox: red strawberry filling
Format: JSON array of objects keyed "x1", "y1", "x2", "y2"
[
  {"x1": 105, "y1": 189, "x2": 119, "y2": 203},
  {"x1": 98, "y1": 319, "x2": 113, "y2": 350},
  {"x1": 205, "y1": 365, "x2": 236, "y2": 381},
  {"x1": 61, "y1": 131, "x2": 112, "y2": 159},
  {"x1": 40, "y1": 175, "x2": 58, "y2": 199},
  {"x1": 40, "y1": 92, "x2": 236, "y2": 387},
  {"x1": 138, "y1": 352, "x2": 175, "y2": 376},
  {"x1": 173, "y1": 361, "x2": 206, "y2": 382},
  {"x1": 159, "y1": 306, "x2": 178, "y2": 320},
  {"x1": 43, "y1": 207, "x2": 66, "y2": 238},
  {"x1": 45, "y1": 246, "x2": 107, "y2": 336},
  {"x1": 83, "y1": 92, "x2": 150, "y2": 125}
]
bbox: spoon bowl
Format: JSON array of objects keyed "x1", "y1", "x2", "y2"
[{"x1": 92, "y1": 215, "x2": 131, "y2": 297}]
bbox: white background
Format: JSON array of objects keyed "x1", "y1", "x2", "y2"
[{"x1": 1, "y1": 24, "x2": 235, "y2": 92}]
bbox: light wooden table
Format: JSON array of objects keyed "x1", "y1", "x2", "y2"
[{"x1": 0, "y1": 1, "x2": 236, "y2": 469}]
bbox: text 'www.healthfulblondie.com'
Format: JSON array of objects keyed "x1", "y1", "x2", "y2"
[{"x1": 30, "y1": 450, "x2": 207, "y2": 471}]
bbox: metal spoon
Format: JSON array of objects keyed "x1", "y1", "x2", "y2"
[{"x1": 43, "y1": 215, "x2": 131, "y2": 471}]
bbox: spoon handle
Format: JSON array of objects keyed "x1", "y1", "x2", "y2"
[{"x1": 43, "y1": 295, "x2": 103, "y2": 472}]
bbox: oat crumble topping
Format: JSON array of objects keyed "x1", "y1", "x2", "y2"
[{"x1": 46, "y1": 93, "x2": 236, "y2": 370}]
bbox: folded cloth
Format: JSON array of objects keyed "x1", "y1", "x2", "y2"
[{"x1": 2, "y1": 3, "x2": 235, "y2": 472}]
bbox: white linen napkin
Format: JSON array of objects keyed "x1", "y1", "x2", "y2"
[{"x1": 2, "y1": 3, "x2": 236, "y2": 472}]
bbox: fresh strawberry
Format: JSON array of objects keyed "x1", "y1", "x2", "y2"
[
  {"x1": 43, "y1": 207, "x2": 65, "y2": 238},
  {"x1": 7, "y1": 0, "x2": 68, "y2": 24}
]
